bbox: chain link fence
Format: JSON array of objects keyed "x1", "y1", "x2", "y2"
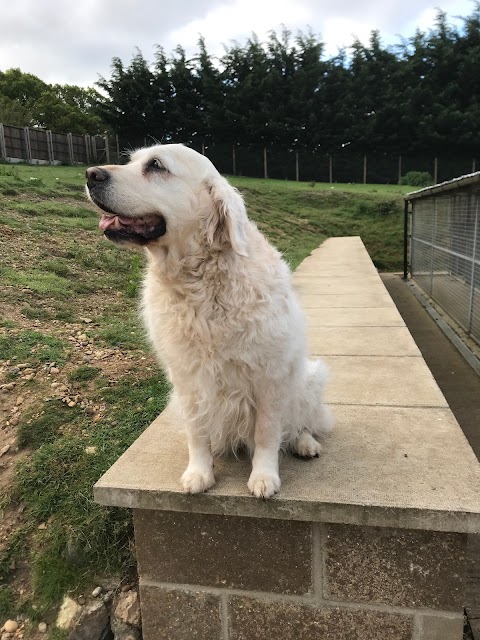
[{"x1": 408, "y1": 176, "x2": 480, "y2": 345}]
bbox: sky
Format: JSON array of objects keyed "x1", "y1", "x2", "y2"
[{"x1": 0, "y1": 0, "x2": 475, "y2": 87}]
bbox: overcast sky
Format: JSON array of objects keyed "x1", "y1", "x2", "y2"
[{"x1": 0, "y1": 0, "x2": 475, "y2": 87}]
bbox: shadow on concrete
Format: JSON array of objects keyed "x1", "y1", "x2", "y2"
[{"x1": 382, "y1": 273, "x2": 480, "y2": 640}]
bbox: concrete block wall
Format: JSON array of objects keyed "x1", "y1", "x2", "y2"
[{"x1": 135, "y1": 510, "x2": 465, "y2": 640}]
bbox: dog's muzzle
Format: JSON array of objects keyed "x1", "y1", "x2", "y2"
[{"x1": 86, "y1": 166, "x2": 167, "y2": 245}]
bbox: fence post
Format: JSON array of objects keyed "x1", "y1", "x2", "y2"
[
  {"x1": 0, "y1": 123, "x2": 6, "y2": 160},
  {"x1": 67, "y1": 133, "x2": 74, "y2": 164},
  {"x1": 201, "y1": 142, "x2": 205, "y2": 155},
  {"x1": 104, "y1": 135, "x2": 110, "y2": 164},
  {"x1": 232, "y1": 145, "x2": 236, "y2": 176},
  {"x1": 329, "y1": 154, "x2": 333, "y2": 184},
  {"x1": 433, "y1": 157, "x2": 438, "y2": 184},
  {"x1": 363, "y1": 155, "x2": 367, "y2": 184},
  {"x1": 84, "y1": 135, "x2": 90, "y2": 165},
  {"x1": 116, "y1": 134, "x2": 120, "y2": 163},
  {"x1": 91, "y1": 136, "x2": 97, "y2": 162},
  {"x1": 473, "y1": 159, "x2": 477, "y2": 174},
  {"x1": 46, "y1": 131, "x2": 54, "y2": 164},
  {"x1": 23, "y1": 127, "x2": 32, "y2": 163},
  {"x1": 295, "y1": 151, "x2": 299, "y2": 182},
  {"x1": 263, "y1": 147, "x2": 268, "y2": 179},
  {"x1": 398, "y1": 155, "x2": 402, "y2": 184},
  {"x1": 467, "y1": 194, "x2": 479, "y2": 333}
]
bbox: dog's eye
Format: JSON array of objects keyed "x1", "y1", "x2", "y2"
[{"x1": 146, "y1": 158, "x2": 167, "y2": 173}]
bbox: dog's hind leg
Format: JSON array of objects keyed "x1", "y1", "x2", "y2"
[{"x1": 292, "y1": 431, "x2": 322, "y2": 458}]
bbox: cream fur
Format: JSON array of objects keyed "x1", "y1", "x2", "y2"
[{"x1": 87, "y1": 144, "x2": 333, "y2": 498}]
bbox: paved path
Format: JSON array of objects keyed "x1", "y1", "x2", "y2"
[{"x1": 382, "y1": 273, "x2": 480, "y2": 640}]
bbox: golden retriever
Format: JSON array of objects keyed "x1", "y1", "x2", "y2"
[{"x1": 86, "y1": 144, "x2": 332, "y2": 498}]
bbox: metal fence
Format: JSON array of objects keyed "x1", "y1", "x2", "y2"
[
  {"x1": 408, "y1": 175, "x2": 480, "y2": 345},
  {"x1": 0, "y1": 123, "x2": 120, "y2": 165}
]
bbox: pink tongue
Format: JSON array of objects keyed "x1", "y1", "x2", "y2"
[
  {"x1": 99, "y1": 215, "x2": 136, "y2": 230},
  {"x1": 99, "y1": 215, "x2": 116, "y2": 230}
]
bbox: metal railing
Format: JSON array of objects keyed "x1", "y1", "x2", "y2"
[{"x1": 410, "y1": 189, "x2": 480, "y2": 345}]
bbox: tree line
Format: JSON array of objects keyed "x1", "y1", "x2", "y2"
[
  {"x1": 0, "y1": 68, "x2": 104, "y2": 134},
  {"x1": 1, "y1": 6, "x2": 480, "y2": 157}
]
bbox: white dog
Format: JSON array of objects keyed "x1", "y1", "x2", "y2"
[{"x1": 86, "y1": 144, "x2": 332, "y2": 498}]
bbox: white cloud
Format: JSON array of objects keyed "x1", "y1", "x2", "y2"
[{"x1": 168, "y1": 0, "x2": 312, "y2": 55}]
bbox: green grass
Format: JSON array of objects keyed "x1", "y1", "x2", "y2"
[
  {"x1": 229, "y1": 177, "x2": 406, "y2": 269},
  {"x1": 67, "y1": 365, "x2": 101, "y2": 383},
  {"x1": 17, "y1": 400, "x2": 85, "y2": 449},
  {"x1": 13, "y1": 373, "x2": 170, "y2": 608},
  {"x1": 0, "y1": 330, "x2": 67, "y2": 365}
]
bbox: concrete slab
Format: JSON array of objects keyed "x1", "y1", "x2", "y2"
[
  {"x1": 306, "y1": 307, "x2": 405, "y2": 327},
  {"x1": 294, "y1": 262, "x2": 378, "y2": 277},
  {"x1": 322, "y1": 355, "x2": 448, "y2": 407},
  {"x1": 299, "y1": 293, "x2": 395, "y2": 308},
  {"x1": 308, "y1": 327, "x2": 421, "y2": 356},
  {"x1": 294, "y1": 278, "x2": 386, "y2": 295},
  {"x1": 94, "y1": 403, "x2": 480, "y2": 533}
]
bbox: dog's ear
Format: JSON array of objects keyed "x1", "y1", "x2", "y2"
[{"x1": 204, "y1": 175, "x2": 248, "y2": 257}]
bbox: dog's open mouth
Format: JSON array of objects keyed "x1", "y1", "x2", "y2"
[{"x1": 95, "y1": 207, "x2": 166, "y2": 245}]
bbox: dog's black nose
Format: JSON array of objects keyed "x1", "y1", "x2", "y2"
[{"x1": 86, "y1": 167, "x2": 109, "y2": 187}]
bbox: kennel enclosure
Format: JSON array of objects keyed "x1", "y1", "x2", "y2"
[{"x1": 406, "y1": 172, "x2": 480, "y2": 345}]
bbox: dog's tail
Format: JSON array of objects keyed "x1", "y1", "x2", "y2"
[{"x1": 294, "y1": 358, "x2": 334, "y2": 438}]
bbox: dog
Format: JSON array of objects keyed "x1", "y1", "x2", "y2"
[{"x1": 86, "y1": 144, "x2": 332, "y2": 498}]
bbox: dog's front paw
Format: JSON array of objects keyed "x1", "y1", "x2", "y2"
[
  {"x1": 181, "y1": 467, "x2": 216, "y2": 494},
  {"x1": 247, "y1": 471, "x2": 281, "y2": 499}
]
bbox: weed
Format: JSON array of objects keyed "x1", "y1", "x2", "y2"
[
  {"x1": 0, "y1": 586, "x2": 16, "y2": 620},
  {"x1": 17, "y1": 400, "x2": 84, "y2": 449},
  {"x1": 21, "y1": 305, "x2": 52, "y2": 320},
  {"x1": 68, "y1": 366, "x2": 101, "y2": 383}
]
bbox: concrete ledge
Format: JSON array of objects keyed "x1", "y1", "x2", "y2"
[{"x1": 95, "y1": 237, "x2": 480, "y2": 534}]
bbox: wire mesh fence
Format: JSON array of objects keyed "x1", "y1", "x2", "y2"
[{"x1": 410, "y1": 183, "x2": 480, "y2": 345}]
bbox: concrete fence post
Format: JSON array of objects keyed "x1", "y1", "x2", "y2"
[
  {"x1": 91, "y1": 136, "x2": 97, "y2": 162},
  {"x1": 84, "y1": 134, "x2": 90, "y2": 165},
  {"x1": 433, "y1": 157, "x2": 438, "y2": 184},
  {"x1": 67, "y1": 133, "x2": 74, "y2": 164},
  {"x1": 116, "y1": 134, "x2": 120, "y2": 163},
  {"x1": 363, "y1": 155, "x2": 367, "y2": 184},
  {"x1": 46, "y1": 131, "x2": 54, "y2": 164},
  {"x1": 263, "y1": 147, "x2": 268, "y2": 179},
  {"x1": 0, "y1": 123, "x2": 6, "y2": 160},
  {"x1": 329, "y1": 154, "x2": 333, "y2": 184},
  {"x1": 23, "y1": 127, "x2": 32, "y2": 163},
  {"x1": 104, "y1": 135, "x2": 110, "y2": 164},
  {"x1": 473, "y1": 158, "x2": 476, "y2": 174},
  {"x1": 295, "y1": 151, "x2": 299, "y2": 182},
  {"x1": 398, "y1": 155, "x2": 402, "y2": 184},
  {"x1": 232, "y1": 145, "x2": 236, "y2": 176}
]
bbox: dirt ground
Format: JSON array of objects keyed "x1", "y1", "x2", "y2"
[{"x1": 382, "y1": 274, "x2": 480, "y2": 640}]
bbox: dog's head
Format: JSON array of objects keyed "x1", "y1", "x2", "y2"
[{"x1": 86, "y1": 144, "x2": 248, "y2": 256}]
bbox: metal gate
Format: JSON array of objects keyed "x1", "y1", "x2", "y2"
[{"x1": 409, "y1": 178, "x2": 480, "y2": 345}]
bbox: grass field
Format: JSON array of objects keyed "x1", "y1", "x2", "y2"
[{"x1": 0, "y1": 162, "x2": 411, "y2": 632}]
